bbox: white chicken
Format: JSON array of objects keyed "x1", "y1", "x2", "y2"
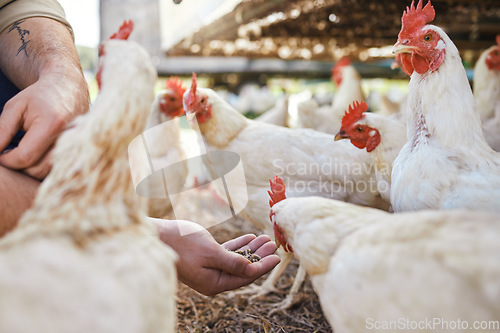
[
  {"x1": 182, "y1": 73, "x2": 389, "y2": 308},
  {"x1": 296, "y1": 97, "x2": 321, "y2": 129},
  {"x1": 268, "y1": 175, "x2": 500, "y2": 333},
  {"x1": 183, "y1": 73, "x2": 391, "y2": 235},
  {"x1": 230, "y1": 83, "x2": 278, "y2": 116},
  {"x1": 0, "y1": 21, "x2": 178, "y2": 333},
  {"x1": 335, "y1": 101, "x2": 407, "y2": 204},
  {"x1": 473, "y1": 35, "x2": 500, "y2": 122},
  {"x1": 142, "y1": 77, "x2": 188, "y2": 218},
  {"x1": 474, "y1": 35, "x2": 500, "y2": 151},
  {"x1": 376, "y1": 92, "x2": 401, "y2": 117},
  {"x1": 297, "y1": 57, "x2": 366, "y2": 135},
  {"x1": 391, "y1": 0, "x2": 500, "y2": 212},
  {"x1": 482, "y1": 103, "x2": 500, "y2": 152},
  {"x1": 254, "y1": 94, "x2": 290, "y2": 127}
]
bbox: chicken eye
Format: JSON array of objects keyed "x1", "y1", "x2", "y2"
[
  {"x1": 357, "y1": 126, "x2": 363, "y2": 132},
  {"x1": 200, "y1": 98, "x2": 205, "y2": 103},
  {"x1": 424, "y1": 34, "x2": 433, "y2": 42}
]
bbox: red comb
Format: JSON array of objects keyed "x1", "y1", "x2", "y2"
[
  {"x1": 110, "y1": 20, "x2": 134, "y2": 40},
  {"x1": 341, "y1": 100, "x2": 369, "y2": 128},
  {"x1": 166, "y1": 76, "x2": 186, "y2": 99},
  {"x1": 97, "y1": 20, "x2": 134, "y2": 88},
  {"x1": 268, "y1": 176, "x2": 287, "y2": 208},
  {"x1": 187, "y1": 72, "x2": 197, "y2": 109},
  {"x1": 399, "y1": 0, "x2": 435, "y2": 39},
  {"x1": 333, "y1": 57, "x2": 351, "y2": 72},
  {"x1": 496, "y1": 35, "x2": 500, "y2": 46}
]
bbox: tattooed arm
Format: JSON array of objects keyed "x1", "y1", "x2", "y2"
[
  {"x1": 0, "y1": 16, "x2": 89, "y2": 236},
  {"x1": 0, "y1": 17, "x2": 89, "y2": 179}
]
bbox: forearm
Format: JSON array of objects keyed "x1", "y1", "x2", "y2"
[
  {"x1": 0, "y1": 16, "x2": 85, "y2": 91},
  {"x1": 149, "y1": 217, "x2": 206, "y2": 238}
]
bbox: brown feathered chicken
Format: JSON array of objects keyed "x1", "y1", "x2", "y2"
[
  {"x1": 269, "y1": 175, "x2": 500, "y2": 333},
  {"x1": 391, "y1": 0, "x2": 500, "y2": 212},
  {"x1": 0, "y1": 21, "x2": 178, "y2": 333}
]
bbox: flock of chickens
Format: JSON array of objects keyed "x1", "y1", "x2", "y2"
[{"x1": 0, "y1": 0, "x2": 499, "y2": 332}]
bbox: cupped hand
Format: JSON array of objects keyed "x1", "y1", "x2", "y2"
[{"x1": 152, "y1": 218, "x2": 281, "y2": 296}]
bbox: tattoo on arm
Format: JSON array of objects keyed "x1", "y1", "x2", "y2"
[{"x1": 8, "y1": 20, "x2": 30, "y2": 57}]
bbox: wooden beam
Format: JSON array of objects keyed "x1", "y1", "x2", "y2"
[{"x1": 191, "y1": 0, "x2": 289, "y2": 43}]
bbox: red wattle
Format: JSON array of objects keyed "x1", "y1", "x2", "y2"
[
  {"x1": 400, "y1": 54, "x2": 414, "y2": 76},
  {"x1": 96, "y1": 65, "x2": 103, "y2": 89},
  {"x1": 412, "y1": 53, "x2": 430, "y2": 74},
  {"x1": 195, "y1": 104, "x2": 212, "y2": 123},
  {"x1": 350, "y1": 140, "x2": 366, "y2": 150}
]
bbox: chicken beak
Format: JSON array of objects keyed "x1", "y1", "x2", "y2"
[
  {"x1": 392, "y1": 40, "x2": 417, "y2": 55},
  {"x1": 185, "y1": 111, "x2": 196, "y2": 121},
  {"x1": 334, "y1": 132, "x2": 347, "y2": 141}
]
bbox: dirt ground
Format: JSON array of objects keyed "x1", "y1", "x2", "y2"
[{"x1": 175, "y1": 216, "x2": 333, "y2": 333}]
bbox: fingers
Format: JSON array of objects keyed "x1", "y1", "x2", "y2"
[
  {"x1": 0, "y1": 99, "x2": 24, "y2": 152},
  {"x1": 236, "y1": 234, "x2": 274, "y2": 254},
  {"x1": 224, "y1": 234, "x2": 278, "y2": 259},
  {"x1": 216, "y1": 248, "x2": 255, "y2": 277},
  {"x1": 253, "y1": 241, "x2": 278, "y2": 258},
  {"x1": 21, "y1": 145, "x2": 54, "y2": 180},
  {"x1": 222, "y1": 234, "x2": 256, "y2": 251},
  {"x1": 164, "y1": 227, "x2": 281, "y2": 296},
  {"x1": 0, "y1": 120, "x2": 56, "y2": 170},
  {"x1": 244, "y1": 254, "x2": 281, "y2": 279},
  {"x1": 235, "y1": 234, "x2": 280, "y2": 281},
  {"x1": 217, "y1": 234, "x2": 280, "y2": 278},
  {"x1": 213, "y1": 254, "x2": 281, "y2": 293}
]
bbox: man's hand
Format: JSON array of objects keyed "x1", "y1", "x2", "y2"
[
  {"x1": 0, "y1": 73, "x2": 88, "y2": 180},
  {"x1": 0, "y1": 17, "x2": 89, "y2": 180},
  {"x1": 152, "y1": 219, "x2": 281, "y2": 296}
]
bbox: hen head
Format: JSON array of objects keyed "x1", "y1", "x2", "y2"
[
  {"x1": 182, "y1": 73, "x2": 212, "y2": 123},
  {"x1": 97, "y1": 20, "x2": 134, "y2": 89},
  {"x1": 268, "y1": 176, "x2": 293, "y2": 253},
  {"x1": 485, "y1": 35, "x2": 500, "y2": 71},
  {"x1": 335, "y1": 100, "x2": 381, "y2": 153},
  {"x1": 160, "y1": 77, "x2": 186, "y2": 118},
  {"x1": 392, "y1": 0, "x2": 445, "y2": 76},
  {"x1": 331, "y1": 57, "x2": 351, "y2": 87}
]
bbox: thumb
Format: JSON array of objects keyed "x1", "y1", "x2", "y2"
[
  {"x1": 210, "y1": 245, "x2": 252, "y2": 278},
  {"x1": 0, "y1": 98, "x2": 25, "y2": 152}
]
